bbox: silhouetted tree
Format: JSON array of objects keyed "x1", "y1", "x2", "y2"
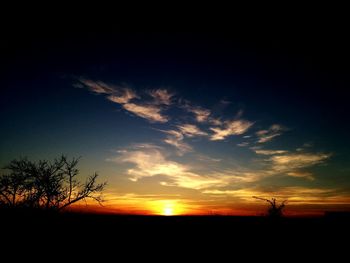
[
  {"x1": 253, "y1": 196, "x2": 287, "y2": 218},
  {"x1": 0, "y1": 156, "x2": 106, "y2": 211}
]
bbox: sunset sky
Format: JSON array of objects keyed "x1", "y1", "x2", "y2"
[{"x1": 2, "y1": 32, "x2": 350, "y2": 215}]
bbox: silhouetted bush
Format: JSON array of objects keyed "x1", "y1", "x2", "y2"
[{"x1": 253, "y1": 196, "x2": 287, "y2": 219}]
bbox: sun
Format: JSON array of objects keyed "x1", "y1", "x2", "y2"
[
  {"x1": 150, "y1": 200, "x2": 184, "y2": 216},
  {"x1": 163, "y1": 206, "x2": 173, "y2": 216}
]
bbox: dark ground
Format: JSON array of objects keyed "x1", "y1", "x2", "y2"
[{"x1": 1, "y1": 210, "x2": 349, "y2": 258}]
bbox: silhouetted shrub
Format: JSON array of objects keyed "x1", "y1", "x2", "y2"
[{"x1": 253, "y1": 196, "x2": 287, "y2": 219}]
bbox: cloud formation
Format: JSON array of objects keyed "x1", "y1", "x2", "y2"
[
  {"x1": 254, "y1": 149, "x2": 288, "y2": 155},
  {"x1": 210, "y1": 120, "x2": 254, "y2": 141},
  {"x1": 107, "y1": 88, "x2": 139, "y2": 104},
  {"x1": 162, "y1": 130, "x2": 192, "y2": 155},
  {"x1": 287, "y1": 171, "x2": 315, "y2": 181},
  {"x1": 78, "y1": 78, "x2": 170, "y2": 123},
  {"x1": 256, "y1": 124, "x2": 285, "y2": 143},
  {"x1": 177, "y1": 124, "x2": 208, "y2": 137},
  {"x1": 78, "y1": 78, "x2": 116, "y2": 94},
  {"x1": 112, "y1": 144, "x2": 227, "y2": 189},
  {"x1": 123, "y1": 103, "x2": 168, "y2": 123},
  {"x1": 250, "y1": 147, "x2": 329, "y2": 181},
  {"x1": 182, "y1": 103, "x2": 211, "y2": 123},
  {"x1": 270, "y1": 152, "x2": 331, "y2": 171},
  {"x1": 159, "y1": 124, "x2": 207, "y2": 155},
  {"x1": 149, "y1": 89, "x2": 173, "y2": 105},
  {"x1": 80, "y1": 78, "x2": 336, "y2": 205}
]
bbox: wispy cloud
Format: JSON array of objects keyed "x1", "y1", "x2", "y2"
[
  {"x1": 233, "y1": 150, "x2": 330, "y2": 182},
  {"x1": 256, "y1": 124, "x2": 286, "y2": 143},
  {"x1": 191, "y1": 107, "x2": 210, "y2": 122},
  {"x1": 78, "y1": 78, "x2": 138, "y2": 105},
  {"x1": 181, "y1": 103, "x2": 211, "y2": 123},
  {"x1": 111, "y1": 145, "x2": 227, "y2": 189},
  {"x1": 159, "y1": 124, "x2": 207, "y2": 155},
  {"x1": 270, "y1": 152, "x2": 331, "y2": 171},
  {"x1": 210, "y1": 120, "x2": 254, "y2": 141},
  {"x1": 253, "y1": 148, "x2": 331, "y2": 181},
  {"x1": 149, "y1": 89, "x2": 173, "y2": 105},
  {"x1": 122, "y1": 103, "x2": 168, "y2": 123},
  {"x1": 162, "y1": 130, "x2": 192, "y2": 155},
  {"x1": 209, "y1": 118, "x2": 223, "y2": 126},
  {"x1": 177, "y1": 124, "x2": 208, "y2": 137},
  {"x1": 287, "y1": 171, "x2": 315, "y2": 181},
  {"x1": 110, "y1": 143, "x2": 333, "y2": 199},
  {"x1": 195, "y1": 154, "x2": 222, "y2": 163},
  {"x1": 78, "y1": 78, "x2": 170, "y2": 123},
  {"x1": 254, "y1": 149, "x2": 288, "y2": 155},
  {"x1": 250, "y1": 151, "x2": 332, "y2": 181},
  {"x1": 107, "y1": 88, "x2": 139, "y2": 104},
  {"x1": 77, "y1": 78, "x2": 116, "y2": 94}
]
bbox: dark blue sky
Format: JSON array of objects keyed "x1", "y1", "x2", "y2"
[{"x1": 1, "y1": 32, "x2": 349, "y2": 214}]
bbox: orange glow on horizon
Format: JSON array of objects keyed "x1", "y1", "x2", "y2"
[
  {"x1": 70, "y1": 202, "x2": 335, "y2": 217},
  {"x1": 69, "y1": 192, "x2": 350, "y2": 217}
]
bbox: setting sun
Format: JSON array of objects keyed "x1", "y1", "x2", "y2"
[
  {"x1": 163, "y1": 206, "x2": 173, "y2": 216},
  {"x1": 149, "y1": 200, "x2": 185, "y2": 216}
]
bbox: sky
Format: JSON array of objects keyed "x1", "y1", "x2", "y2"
[{"x1": 1, "y1": 31, "x2": 350, "y2": 216}]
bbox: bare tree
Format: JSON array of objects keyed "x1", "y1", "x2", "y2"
[
  {"x1": 253, "y1": 196, "x2": 287, "y2": 218},
  {"x1": 0, "y1": 159, "x2": 32, "y2": 207},
  {"x1": 0, "y1": 156, "x2": 106, "y2": 211}
]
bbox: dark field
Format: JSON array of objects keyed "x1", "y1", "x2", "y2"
[
  {"x1": 2, "y1": 210, "x2": 349, "y2": 247},
  {"x1": 1, "y1": 210, "x2": 349, "y2": 260}
]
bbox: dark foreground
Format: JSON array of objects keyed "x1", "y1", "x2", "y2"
[{"x1": 1, "y1": 210, "x2": 349, "y2": 257}]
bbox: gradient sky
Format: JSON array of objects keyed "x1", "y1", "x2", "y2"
[{"x1": 2, "y1": 32, "x2": 350, "y2": 215}]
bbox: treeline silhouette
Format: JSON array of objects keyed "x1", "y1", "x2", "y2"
[{"x1": 0, "y1": 156, "x2": 106, "y2": 211}]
